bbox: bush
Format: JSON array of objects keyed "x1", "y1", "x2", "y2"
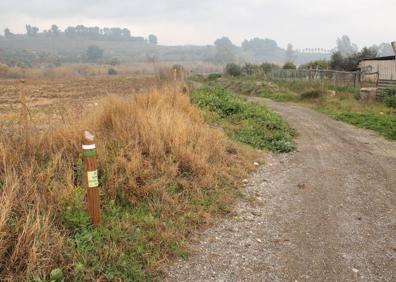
[
  {"x1": 86, "y1": 45, "x2": 104, "y2": 62},
  {"x1": 208, "y1": 73, "x2": 222, "y2": 81},
  {"x1": 260, "y1": 63, "x2": 280, "y2": 74},
  {"x1": 225, "y1": 63, "x2": 242, "y2": 77},
  {"x1": 382, "y1": 88, "x2": 396, "y2": 108},
  {"x1": 299, "y1": 59, "x2": 329, "y2": 70},
  {"x1": 282, "y1": 62, "x2": 296, "y2": 70},
  {"x1": 301, "y1": 89, "x2": 324, "y2": 99},
  {"x1": 107, "y1": 68, "x2": 117, "y2": 75},
  {"x1": 241, "y1": 63, "x2": 263, "y2": 76}
]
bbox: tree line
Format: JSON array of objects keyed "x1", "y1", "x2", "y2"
[
  {"x1": 3, "y1": 24, "x2": 158, "y2": 44},
  {"x1": 214, "y1": 35, "x2": 394, "y2": 71}
]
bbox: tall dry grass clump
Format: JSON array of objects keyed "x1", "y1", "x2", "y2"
[{"x1": 0, "y1": 86, "x2": 254, "y2": 280}]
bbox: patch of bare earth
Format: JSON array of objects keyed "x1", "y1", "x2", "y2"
[{"x1": 164, "y1": 99, "x2": 396, "y2": 282}]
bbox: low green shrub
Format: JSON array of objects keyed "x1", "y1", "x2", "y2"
[
  {"x1": 108, "y1": 68, "x2": 117, "y2": 75},
  {"x1": 282, "y1": 62, "x2": 297, "y2": 70},
  {"x1": 192, "y1": 87, "x2": 296, "y2": 152},
  {"x1": 225, "y1": 63, "x2": 242, "y2": 77},
  {"x1": 208, "y1": 73, "x2": 222, "y2": 81},
  {"x1": 381, "y1": 88, "x2": 396, "y2": 108}
]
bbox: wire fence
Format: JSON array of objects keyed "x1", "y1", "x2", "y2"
[{"x1": 267, "y1": 69, "x2": 360, "y2": 88}]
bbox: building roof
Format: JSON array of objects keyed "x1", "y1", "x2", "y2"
[{"x1": 360, "y1": 55, "x2": 395, "y2": 62}]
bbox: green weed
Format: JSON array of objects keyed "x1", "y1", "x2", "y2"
[
  {"x1": 319, "y1": 109, "x2": 396, "y2": 140},
  {"x1": 192, "y1": 87, "x2": 296, "y2": 152}
]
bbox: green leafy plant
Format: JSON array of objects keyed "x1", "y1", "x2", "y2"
[
  {"x1": 207, "y1": 73, "x2": 222, "y2": 81},
  {"x1": 381, "y1": 88, "x2": 396, "y2": 108},
  {"x1": 192, "y1": 87, "x2": 296, "y2": 152},
  {"x1": 108, "y1": 68, "x2": 117, "y2": 75},
  {"x1": 225, "y1": 63, "x2": 242, "y2": 77}
]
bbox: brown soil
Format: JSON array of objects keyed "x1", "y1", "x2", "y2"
[{"x1": 0, "y1": 75, "x2": 157, "y2": 124}]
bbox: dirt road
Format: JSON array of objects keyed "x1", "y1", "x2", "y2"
[{"x1": 165, "y1": 99, "x2": 396, "y2": 282}]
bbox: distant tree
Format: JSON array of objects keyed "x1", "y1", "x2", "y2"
[
  {"x1": 359, "y1": 46, "x2": 377, "y2": 59},
  {"x1": 260, "y1": 62, "x2": 280, "y2": 73},
  {"x1": 4, "y1": 28, "x2": 13, "y2": 39},
  {"x1": 299, "y1": 59, "x2": 329, "y2": 70},
  {"x1": 282, "y1": 62, "x2": 296, "y2": 70},
  {"x1": 122, "y1": 28, "x2": 131, "y2": 38},
  {"x1": 330, "y1": 46, "x2": 377, "y2": 71},
  {"x1": 214, "y1": 37, "x2": 237, "y2": 64},
  {"x1": 86, "y1": 45, "x2": 104, "y2": 62},
  {"x1": 336, "y1": 35, "x2": 358, "y2": 56},
  {"x1": 26, "y1": 25, "x2": 39, "y2": 37},
  {"x1": 242, "y1": 37, "x2": 279, "y2": 61},
  {"x1": 65, "y1": 26, "x2": 76, "y2": 38},
  {"x1": 329, "y1": 51, "x2": 345, "y2": 70},
  {"x1": 285, "y1": 43, "x2": 295, "y2": 63},
  {"x1": 377, "y1": 43, "x2": 394, "y2": 56},
  {"x1": 148, "y1": 34, "x2": 158, "y2": 45},
  {"x1": 50, "y1": 24, "x2": 60, "y2": 36}
]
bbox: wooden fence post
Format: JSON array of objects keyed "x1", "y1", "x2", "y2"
[{"x1": 82, "y1": 130, "x2": 100, "y2": 225}]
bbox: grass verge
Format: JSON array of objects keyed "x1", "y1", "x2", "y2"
[
  {"x1": 212, "y1": 76, "x2": 396, "y2": 141},
  {"x1": 191, "y1": 87, "x2": 296, "y2": 152},
  {"x1": 0, "y1": 87, "x2": 256, "y2": 281},
  {"x1": 315, "y1": 99, "x2": 396, "y2": 140}
]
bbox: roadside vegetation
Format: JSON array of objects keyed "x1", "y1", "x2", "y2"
[
  {"x1": 191, "y1": 87, "x2": 296, "y2": 152},
  {"x1": 0, "y1": 87, "x2": 259, "y2": 281},
  {"x1": 202, "y1": 68, "x2": 396, "y2": 140}
]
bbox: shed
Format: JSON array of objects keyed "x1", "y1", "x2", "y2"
[
  {"x1": 359, "y1": 42, "x2": 396, "y2": 93},
  {"x1": 359, "y1": 55, "x2": 396, "y2": 80}
]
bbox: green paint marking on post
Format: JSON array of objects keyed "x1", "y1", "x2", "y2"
[{"x1": 83, "y1": 150, "x2": 96, "y2": 157}]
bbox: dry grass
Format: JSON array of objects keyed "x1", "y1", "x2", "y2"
[
  {"x1": 0, "y1": 62, "x2": 222, "y2": 80},
  {"x1": 0, "y1": 85, "x2": 255, "y2": 280}
]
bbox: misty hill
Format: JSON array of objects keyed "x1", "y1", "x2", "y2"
[
  {"x1": 0, "y1": 24, "x2": 331, "y2": 67},
  {"x1": 0, "y1": 25, "x2": 393, "y2": 68}
]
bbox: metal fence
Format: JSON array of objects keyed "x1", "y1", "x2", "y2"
[{"x1": 267, "y1": 69, "x2": 360, "y2": 88}]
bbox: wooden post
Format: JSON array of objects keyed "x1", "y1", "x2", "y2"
[{"x1": 82, "y1": 130, "x2": 100, "y2": 225}]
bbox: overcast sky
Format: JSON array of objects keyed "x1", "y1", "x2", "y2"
[{"x1": 0, "y1": 0, "x2": 393, "y2": 49}]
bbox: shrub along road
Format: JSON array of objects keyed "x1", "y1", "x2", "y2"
[{"x1": 165, "y1": 98, "x2": 396, "y2": 281}]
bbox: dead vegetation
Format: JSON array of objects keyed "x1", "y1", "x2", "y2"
[
  {"x1": 0, "y1": 62, "x2": 221, "y2": 80},
  {"x1": 0, "y1": 84, "x2": 255, "y2": 280}
]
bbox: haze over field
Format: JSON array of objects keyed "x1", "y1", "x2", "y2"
[
  {"x1": 1, "y1": 1, "x2": 396, "y2": 281},
  {"x1": 0, "y1": 0, "x2": 394, "y2": 48},
  {"x1": 0, "y1": 1, "x2": 394, "y2": 68}
]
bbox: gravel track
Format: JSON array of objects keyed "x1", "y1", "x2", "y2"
[{"x1": 165, "y1": 99, "x2": 396, "y2": 282}]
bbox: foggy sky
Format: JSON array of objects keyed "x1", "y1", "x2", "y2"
[{"x1": 0, "y1": 0, "x2": 394, "y2": 49}]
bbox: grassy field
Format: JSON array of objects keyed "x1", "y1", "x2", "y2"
[
  {"x1": 0, "y1": 73, "x2": 297, "y2": 280},
  {"x1": 211, "y1": 76, "x2": 396, "y2": 140}
]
